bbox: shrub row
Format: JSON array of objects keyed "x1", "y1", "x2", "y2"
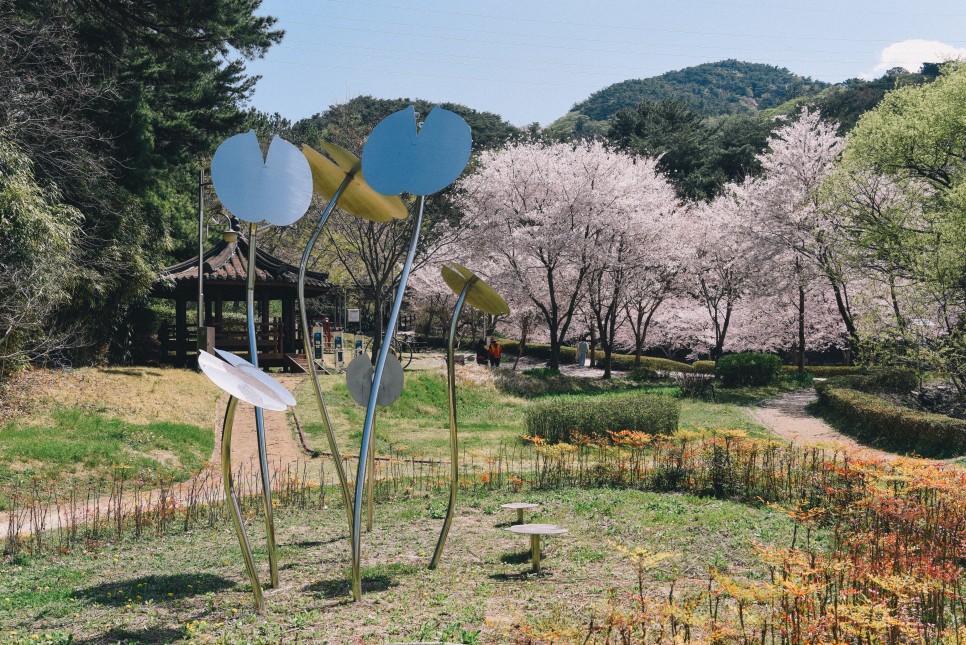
[
  {"x1": 716, "y1": 352, "x2": 783, "y2": 387},
  {"x1": 780, "y1": 365, "x2": 864, "y2": 377},
  {"x1": 525, "y1": 392, "x2": 680, "y2": 443},
  {"x1": 495, "y1": 369, "x2": 637, "y2": 398},
  {"x1": 814, "y1": 382, "x2": 966, "y2": 457}
]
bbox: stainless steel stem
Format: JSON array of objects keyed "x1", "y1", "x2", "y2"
[
  {"x1": 297, "y1": 174, "x2": 355, "y2": 537},
  {"x1": 428, "y1": 279, "x2": 472, "y2": 569},
  {"x1": 221, "y1": 396, "x2": 264, "y2": 611},
  {"x1": 351, "y1": 195, "x2": 425, "y2": 601},
  {"x1": 246, "y1": 222, "x2": 278, "y2": 588}
]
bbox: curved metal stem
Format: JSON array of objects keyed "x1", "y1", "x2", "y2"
[
  {"x1": 246, "y1": 222, "x2": 278, "y2": 588},
  {"x1": 222, "y1": 396, "x2": 265, "y2": 612},
  {"x1": 429, "y1": 279, "x2": 472, "y2": 569},
  {"x1": 297, "y1": 174, "x2": 355, "y2": 537},
  {"x1": 351, "y1": 195, "x2": 425, "y2": 601},
  {"x1": 366, "y1": 426, "x2": 375, "y2": 532}
]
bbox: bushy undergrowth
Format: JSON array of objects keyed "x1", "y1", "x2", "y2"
[
  {"x1": 524, "y1": 392, "x2": 679, "y2": 442},
  {"x1": 6, "y1": 430, "x2": 966, "y2": 643},
  {"x1": 716, "y1": 352, "x2": 782, "y2": 387},
  {"x1": 815, "y1": 381, "x2": 966, "y2": 456}
]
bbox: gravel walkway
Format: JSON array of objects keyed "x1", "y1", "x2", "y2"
[{"x1": 751, "y1": 390, "x2": 899, "y2": 461}]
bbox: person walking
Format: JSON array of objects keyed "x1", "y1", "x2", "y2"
[
  {"x1": 475, "y1": 339, "x2": 487, "y2": 366},
  {"x1": 488, "y1": 338, "x2": 502, "y2": 367}
]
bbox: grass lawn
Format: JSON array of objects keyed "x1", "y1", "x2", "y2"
[
  {"x1": 0, "y1": 487, "x2": 814, "y2": 643},
  {"x1": 295, "y1": 366, "x2": 782, "y2": 459},
  {"x1": 0, "y1": 367, "x2": 221, "y2": 486}
]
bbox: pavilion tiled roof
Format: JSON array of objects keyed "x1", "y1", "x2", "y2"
[{"x1": 157, "y1": 236, "x2": 330, "y2": 294}]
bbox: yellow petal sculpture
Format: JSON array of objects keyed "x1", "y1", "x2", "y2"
[
  {"x1": 296, "y1": 142, "x2": 409, "y2": 560},
  {"x1": 430, "y1": 263, "x2": 509, "y2": 569},
  {"x1": 440, "y1": 263, "x2": 510, "y2": 316},
  {"x1": 301, "y1": 144, "x2": 407, "y2": 223}
]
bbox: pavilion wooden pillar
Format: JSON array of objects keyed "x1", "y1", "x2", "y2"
[
  {"x1": 261, "y1": 294, "x2": 270, "y2": 354},
  {"x1": 175, "y1": 293, "x2": 187, "y2": 365},
  {"x1": 282, "y1": 295, "x2": 296, "y2": 354}
]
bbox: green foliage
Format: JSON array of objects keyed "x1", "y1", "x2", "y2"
[
  {"x1": 604, "y1": 354, "x2": 693, "y2": 374},
  {"x1": 841, "y1": 62, "x2": 966, "y2": 392},
  {"x1": 289, "y1": 96, "x2": 522, "y2": 156},
  {"x1": 0, "y1": 137, "x2": 80, "y2": 374},
  {"x1": 607, "y1": 99, "x2": 774, "y2": 199},
  {"x1": 692, "y1": 361, "x2": 717, "y2": 374},
  {"x1": 802, "y1": 65, "x2": 942, "y2": 133},
  {"x1": 572, "y1": 60, "x2": 828, "y2": 121},
  {"x1": 0, "y1": 407, "x2": 213, "y2": 484},
  {"x1": 628, "y1": 366, "x2": 659, "y2": 382},
  {"x1": 716, "y1": 353, "x2": 783, "y2": 388},
  {"x1": 779, "y1": 365, "x2": 863, "y2": 377},
  {"x1": 495, "y1": 370, "x2": 643, "y2": 399},
  {"x1": 815, "y1": 382, "x2": 966, "y2": 457},
  {"x1": 525, "y1": 392, "x2": 680, "y2": 443}
]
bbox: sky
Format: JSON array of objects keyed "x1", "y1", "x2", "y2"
[{"x1": 244, "y1": 0, "x2": 966, "y2": 127}]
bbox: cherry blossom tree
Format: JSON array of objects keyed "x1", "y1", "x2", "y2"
[
  {"x1": 460, "y1": 140, "x2": 674, "y2": 370},
  {"x1": 745, "y1": 107, "x2": 852, "y2": 366}
]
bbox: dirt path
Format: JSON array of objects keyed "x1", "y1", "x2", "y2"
[{"x1": 751, "y1": 390, "x2": 899, "y2": 462}]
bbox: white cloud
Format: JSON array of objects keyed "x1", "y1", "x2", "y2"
[{"x1": 866, "y1": 39, "x2": 966, "y2": 78}]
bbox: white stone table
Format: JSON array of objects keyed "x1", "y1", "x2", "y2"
[
  {"x1": 506, "y1": 523, "x2": 568, "y2": 571},
  {"x1": 501, "y1": 501, "x2": 540, "y2": 525}
]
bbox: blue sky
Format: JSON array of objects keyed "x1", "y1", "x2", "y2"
[{"x1": 245, "y1": 0, "x2": 966, "y2": 126}]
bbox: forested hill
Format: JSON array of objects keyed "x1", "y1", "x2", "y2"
[{"x1": 571, "y1": 60, "x2": 829, "y2": 120}]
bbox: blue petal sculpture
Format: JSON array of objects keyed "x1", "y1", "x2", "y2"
[
  {"x1": 361, "y1": 106, "x2": 472, "y2": 197},
  {"x1": 350, "y1": 105, "x2": 472, "y2": 600},
  {"x1": 211, "y1": 131, "x2": 313, "y2": 226},
  {"x1": 210, "y1": 130, "x2": 312, "y2": 600}
]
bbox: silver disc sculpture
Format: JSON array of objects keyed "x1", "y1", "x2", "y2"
[
  {"x1": 429, "y1": 263, "x2": 509, "y2": 569},
  {"x1": 350, "y1": 105, "x2": 472, "y2": 600},
  {"x1": 298, "y1": 142, "x2": 407, "y2": 540},
  {"x1": 197, "y1": 350, "x2": 296, "y2": 611},
  {"x1": 210, "y1": 131, "x2": 313, "y2": 591}
]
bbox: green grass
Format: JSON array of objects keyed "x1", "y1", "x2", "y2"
[
  {"x1": 0, "y1": 487, "x2": 819, "y2": 643},
  {"x1": 297, "y1": 369, "x2": 779, "y2": 456},
  {"x1": 0, "y1": 406, "x2": 214, "y2": 485},
  {"x1": 298, "y1": 371, "x2": 529, "y2": 457}
]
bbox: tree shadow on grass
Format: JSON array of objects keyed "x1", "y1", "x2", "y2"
[
  {"x1": 305, "y1": 563, "x2": 417, "y2": 600},
  {"x1": 75, "y1": 573, "x2": 234, "y2": 607},
  {"x1": 73, "y1": 626, "x2": 186, "y2": 644}
]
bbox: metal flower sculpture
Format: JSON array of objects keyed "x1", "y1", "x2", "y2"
[
  {"x1": 429, "y1": 264, "x2": 509, "y2": 569},
  {"x1": 297, "y1": 142, "x2": 406, "y2": 539},
  {"x1": 210, "y1": 130, "x2": 313, "y2": 589},
  {"x1": 350, "y1": 105, "x2": 472, "y2": 600},
  {"x1": 197, "y1": 349, "x2": 296, "y2": 611}
]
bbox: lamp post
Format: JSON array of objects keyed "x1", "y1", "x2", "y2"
[{"x1": 197, "y1": 167, "x2": 214, "y2": 359}]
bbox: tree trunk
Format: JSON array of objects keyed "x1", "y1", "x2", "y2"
[
  {"x1": 548, "y1": 329, "x2": 561, "y2": 371},
  {"x1": 798, "y1": 284, "x2": 806, "y2": 373}
]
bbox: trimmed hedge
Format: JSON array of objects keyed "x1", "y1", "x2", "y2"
[
  {"x1": 716, "y1": 352, "x2": 782, "y2": 387},
  {"x1": 525, "y1": 392, "x2": 680, "y2": 443},
  {"x1": 814, "y1": 382, "x2": 966, "y2": 457},
  {"x1": 781, "y1": 365, "x2": 863, "y2": 377},
  {"x1": 692, "y1": 360, "x2": 716, "y2": 374},
  {"x1": 604, "y1": 353, "x2": 693, "y2": 374}
]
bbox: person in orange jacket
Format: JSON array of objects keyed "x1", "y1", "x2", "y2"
[{"x1": 488, "y1": 338, "x2": 502, "y2": 367}]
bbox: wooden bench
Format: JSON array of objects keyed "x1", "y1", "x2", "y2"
[{"x1": 506, "y1": 523, "x2": 568, "y2": 572}]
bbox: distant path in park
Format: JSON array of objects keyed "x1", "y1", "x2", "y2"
[{"x1": 751, "y1": 390, "x2": 899, "y2": 462}]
